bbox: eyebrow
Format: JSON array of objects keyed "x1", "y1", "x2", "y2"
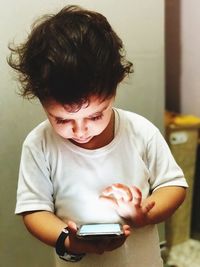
[{"x1": 48, "y1": 104, "x2": 109, "y2": 120}]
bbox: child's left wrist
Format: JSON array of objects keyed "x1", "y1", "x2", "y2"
[{"x1": 128, "y1": 212, "x2": 151, "y2": 228}]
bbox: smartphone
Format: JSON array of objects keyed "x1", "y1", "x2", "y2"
[{"x1": 76, "y1": 223, "x2": 124, "y2": 239}]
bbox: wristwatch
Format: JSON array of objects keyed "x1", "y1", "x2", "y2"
[{"x1": 55, "y1": 227, "x2": 85, "y2": 262}]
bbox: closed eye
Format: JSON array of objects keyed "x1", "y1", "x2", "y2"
[
  {"x1": 90, "y1": 114, "x2": 103, "y2": 121},
  {"x1": 55, "y1": 114, "x2": 103, "y2": 124},
  {"x1": 56, "y1": 119, "x2": 71, "y2": 124}
]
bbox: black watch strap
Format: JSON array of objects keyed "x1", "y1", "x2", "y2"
[
  {"x1": 55, "y1": 227, "x2": 85, "y2": 262},
  {"x1": 55, "y1": 227, "x2": 69, "y2": 256}
]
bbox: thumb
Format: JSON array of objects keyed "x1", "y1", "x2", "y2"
[{"x1": 67, "y1": 220, "x2": 78, "y2": 234}]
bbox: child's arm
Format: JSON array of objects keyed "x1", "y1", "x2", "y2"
[
  {"x1": 23, "y1": 211, "x2": 68, "y2": 246},
  {"x1": 22, "y1": 210, "x2": 131, "y2": 254},
  {"x1": 141, "y1": 186, "x2": 186, "y2": 225},
  {"x1": 100, "y1": 184, "x2": 186, "y2": 227}
]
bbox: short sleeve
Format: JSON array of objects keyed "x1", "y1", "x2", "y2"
[
  {"x1": 147, "y1": 129, "x2": 188, "y2": 191},
  {"x1": 15, "y1": 141, "x2": 54, "y2": 214}
]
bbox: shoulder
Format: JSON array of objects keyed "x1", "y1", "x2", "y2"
[
  {"x1": 23, "y1": 120, "x2": 55, "y2": 150},
  {"x1": 116, "y1": 108, "x2": 159, "y2": 141}
]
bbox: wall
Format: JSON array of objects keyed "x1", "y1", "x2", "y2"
[
  {"x1": 0, "y1": 1, "x2": 164, "y2": 266},
  {"x1": 180, "y1": 0, "x2": 200, "y2": 116},
  {"x1": 165, "y1": 0, "x2": 181, "y2": 113},
  {"x1": 165, "y1": 0, "x2": 200, "y2": 116},
  {"x1": 180, "y1": 0, "x2": 200, "y2": 239}
]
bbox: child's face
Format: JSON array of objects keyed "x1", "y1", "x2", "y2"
[{"x1": 43, "y1": 96, "x2": 115, "y2": 148}]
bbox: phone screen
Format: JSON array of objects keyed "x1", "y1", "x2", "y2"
[
  {"x1": 80, "y1": 223, "x2": 121, "y2": 233},
  {"x1": 77, "y1": 223, "x2": 123, "y2": 239}
]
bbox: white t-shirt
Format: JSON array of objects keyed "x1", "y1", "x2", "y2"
[{"x1": 15, "y1": 108, "x2": 188, "y2": 267}]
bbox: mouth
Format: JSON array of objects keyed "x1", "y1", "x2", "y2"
[{"x1": 71, "y1": 136, "x2": 92, "y2": 144}]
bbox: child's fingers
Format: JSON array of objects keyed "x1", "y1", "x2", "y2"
[
  {"x1": 111, "y1": 183, "x2": 133, "y2": 201},
  {"x1": 100, "y1": 183, "x2": 132, "y2": 201},
  {"x1": 99, "y1": 186, "x2": 119, "y2": 204},
  {"x1": 122, "y1": 224, "x2": 131, "y2": 236},
  {"x1": 129, "y1": 186, "x2": 142, "y2": 205},
  {"x1": 115, "y1": 198, "x2": 134, "y2": 218}
]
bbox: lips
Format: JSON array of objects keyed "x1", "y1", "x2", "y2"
[{"x1": 72, "y1": 136, "x2": 92, "y2": 143}]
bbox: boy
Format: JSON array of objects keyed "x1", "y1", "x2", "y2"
[{"x1": 8, "y1": 5, "x2": 187, "y2": 267}]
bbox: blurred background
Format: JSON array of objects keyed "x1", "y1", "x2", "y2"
[{"x1": 0, "y1": 0, "x2": 200, "y2": 266}]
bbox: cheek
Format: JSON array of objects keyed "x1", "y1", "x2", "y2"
[{"x1": 51, "y1": 123, "x2": 72, "y2": 138}]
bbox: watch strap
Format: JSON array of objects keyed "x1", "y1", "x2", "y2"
[
  {"x1": 55, "y1": 227, "x2": 85, "y2": 262},
  {"x1": 55, "y1": 227, "x2": 69, "y2": 256}
]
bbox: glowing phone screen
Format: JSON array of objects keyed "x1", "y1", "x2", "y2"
[{"x1": 79, "y1": 223, "x2": 121, "y2": 234}]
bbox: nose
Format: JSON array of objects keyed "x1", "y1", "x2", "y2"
[{"x1": 72, "y1": 120, "x2": 88, "y2": 137}]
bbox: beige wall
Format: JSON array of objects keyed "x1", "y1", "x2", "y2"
[
  {"x1": 0, "y1": 1, "x2": 164, "y2": 266},
  {"x1": 180, "y1": 0, "x2": 200, "y2": 116}
]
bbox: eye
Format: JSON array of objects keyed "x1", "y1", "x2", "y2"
[
  {"x1": 55, "y1": 119, "x2": 71, "y2": 124},
  {"x1": 90, "y1": 114, "x2": 103, "y2": 121}
]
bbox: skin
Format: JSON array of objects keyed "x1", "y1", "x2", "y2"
[
  {"x1": 42, "y1": 96, "x2": 116, "y2": 149},
  {"x1": 22, "y1": 95, "x2": 187, "y2": 255},
  {"x1": 100, "y1": 184, "x2": 186, "y2": 228}
]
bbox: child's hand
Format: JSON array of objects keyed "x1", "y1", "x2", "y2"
[
  {"x1": 99, "y1": 183, "x2": 133, "y2": 202},
  {"x1": 66, "y1": 220, "x2": 131, "y2": 255},
  {"x1": 100, "y1": 184, "x2": 155, "y2": 227}
]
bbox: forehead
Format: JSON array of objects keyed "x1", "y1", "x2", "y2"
[
  {"x1": 63, "y1": 96, "x2": 104, "y2": 113},
  {"x1": 43, "y1": 96, "x2": 114, "y2": 118}
]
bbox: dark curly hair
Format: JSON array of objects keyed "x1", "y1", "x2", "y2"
[{"x1": 8, "y1": 5, "x2": 133, "y2": 105}]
